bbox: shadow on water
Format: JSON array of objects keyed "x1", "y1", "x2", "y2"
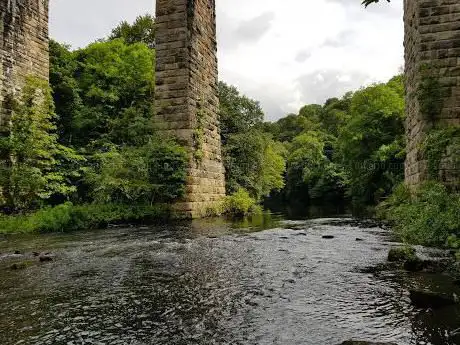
[
  {"x1": 0, "y1": 208, "x2": 459, "y2": 344},
  {"x1": 263, "y1": 197, "x2": 351, "y2": 220}
]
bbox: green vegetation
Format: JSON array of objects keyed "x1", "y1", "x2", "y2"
[
  {"x1": 109, "y1": 14, "x2": 156, "y2": 48},
  {"x1": 0, "y1": 15, "x2": 287, "y2": 233},
  {"x1": 0, "y1": 203, "x2": 170, "y2": 234},
  {"x1": 418, "y1": 65, "x2": 443, "y2": 123},
  {"x1": 362, "y1": 0, "x2": 391, "y2": 7},
  {"x1": 262, "y1": 76, "x2": 405, "y2": 206},
  {"x1": 337, "y1": 76, "x2": 405, "y2": 205},
  {"x1": 377, "y1": 67, "x2": 460, "y2": 250},
  {"x1": 0, "y1": 76, "x2": 82, "y2": 212},
  {"x1": 219, "y1": 82, "x2": 286, "y2": 202},
  {"x1": 387, "y1": 246, "x2": 416, "y2": 262},
  {"x1": 222, "y1": 189, "x2": 262, "y2": 217},
  {"x1": 378, "y1": 182, "x2": 460, "y2": 247},
  {"x1": 0, "y1": 17, "x2": 187, "y2": 233},
  {"x1": 422, "y1": 126, "x2": 460, "y2": 180}
]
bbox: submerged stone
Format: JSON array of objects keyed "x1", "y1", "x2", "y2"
[
  {"x1": 39, "y1": 254, "x2": 54, "y2": 262},
  {"x1": 9, "y1": 260, "x2": 33, "y2": 270},
  {"x1": 409, "y1": 289, "x2": 458, "y2": 309}
]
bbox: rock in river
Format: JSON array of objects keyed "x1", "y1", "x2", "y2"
[
  {"x1": 39, "y1": 254, "x2": 54, "y2": 262},
  {"x1": 387, "y1": 246, "x2": 416, "y2": 262},
  {"x1": 409, "y1": 289, "x2": 458, "y2": 309},
  {"x1": 403, "y1": 257, "x2": 425, "y2": 272}
]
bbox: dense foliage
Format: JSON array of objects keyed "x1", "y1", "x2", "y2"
[
  {"x1": 0, "y1": 17, "x2": 188, "y2": 233},
  {"x1": 219, "y1": 82, "x2": 286, "y2": 201},
  {"x1": 336, "y1": 76, "x2": 405, "y2": 205},
  {"x1": 0, "y1": 77, "x2": 82, "y2": 212},
  {"x1": 378, "y1": 182, "x2": 460, "y2": 247},
  {"x1": 51, "y1": 38, "x2": 156, "y2": 149},
  {"x1": 262, "y1": 76, "x2": 405, "y2": 206}
]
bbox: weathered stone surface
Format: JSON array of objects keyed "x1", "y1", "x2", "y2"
[
  {"x1": 404, "y1": 0, "x2": 460, "y2": 188},
  {"x1": 155, "y1": 0, "x2": 225, "y2": 218},
  {"x1": 0, "y1": 0, "x2": 49, "y2": 134}
]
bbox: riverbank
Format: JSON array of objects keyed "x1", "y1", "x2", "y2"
[
  {"x1": 0, "y1": 189, "x2": 264, "y2": 235},
  {"x1": 0, "y1": 203, "x2": 171, "y2": 234},
  {"x1": 377, "y1": 182, "x2": 460, "y2": 253}
]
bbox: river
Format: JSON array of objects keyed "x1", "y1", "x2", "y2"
[{"x1": 0, "y1": 213, "x2": 459, "y2": 345}]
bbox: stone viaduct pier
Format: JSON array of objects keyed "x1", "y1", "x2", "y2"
[
  {"x1": 154, "y1": 0, "x2": 226, "y2": 217},
  {"x1": 404, "y1": 0, "x2": 460, "y2": 188},
  {"x1": 0, "y1": 0, "x2": 49, "y2": 135},
  {"x1": 0, "y1": 0, "x2": 459, "y2": 215}
]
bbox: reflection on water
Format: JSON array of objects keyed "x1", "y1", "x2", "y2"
[
  {"x1": 264, "y1": 198, "x2": 351, "y2": 220},
  {"x1": 0, "y1": 215, "x2": 459, "y2": 345}
]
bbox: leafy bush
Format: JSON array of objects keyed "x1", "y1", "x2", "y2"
[
  {"x1": 222, "y1": 189, "x2": 262, "y2": 217},
  {"x1": 84, "y1": 138, "x2": 187, "y2": 205},
  {"x1": 0, "y1": 202, "x2": 171, "y2": 234},
  {"x1": 378, "y1": 182, "x2": 460, "y2": 247}
]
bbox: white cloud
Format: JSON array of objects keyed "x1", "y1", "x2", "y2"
[{"x1": 49, "y1": 0, "x2": 404, "y2": 121}]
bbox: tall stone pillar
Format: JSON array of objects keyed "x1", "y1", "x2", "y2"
[
  {"x1": 404, "y1": 0, "x2": 460, "y2": 188},
  {"x1": 155, "y1": 0, "x2": 226, "y2": 218},
  {"x1": 0, "y1": 0, "x2": 49, "y2": 134}
]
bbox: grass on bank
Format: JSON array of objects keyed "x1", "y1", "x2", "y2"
[
  {"x1": 0, "y1": 203, "x2": 171, "y2": 234},
  {"x1": 0, "y1": 189, "x2": 264, "y2": 235},
  {"x1": 378, "y1": 182, "x2": 460, "y2": 248}
]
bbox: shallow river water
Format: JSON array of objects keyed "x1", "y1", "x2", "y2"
[{"x1": 1, "y1": 214, "x2": 460, "y2": 345}]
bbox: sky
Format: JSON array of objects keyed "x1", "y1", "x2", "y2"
[{"x1": 49, "y1": 0, "x2": 404, "y2": 121}]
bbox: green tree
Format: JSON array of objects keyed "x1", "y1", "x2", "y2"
[
  {"x1": 219, "y1": 81, "x2": 264, "y2": 143},
  {"x1": 265, "y1": 113, "x2": 316, "y2": 143},
  {"x1": 109, "y1": 14, "x2": 156, "y2": 48},
  {"x1": 0, "y1": 77, "x2": 81, "y2": 211},
  {"x1": 319, "y1": 93, "x2": 353, "y2": 137},
  {"x1": 72, "y1": 39, "x2": 155, "y2": 148},
  {"x1": 49, "y1": 40, "x2": 82, "y2": 145},
  {"x1": 224, "y1": 131, "x2": 285, "y2": 200},
  {"x1": 337, "y1": 77, "x2": 405, "y2": 205},
  {"x1": 285, "y1": 131, "x2": 347, "y2": 202},
  {"x1": 219, "y1": 82, "x2": 286, "y2": 200}
]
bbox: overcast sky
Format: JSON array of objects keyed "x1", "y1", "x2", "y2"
[{"x1": 49, "y1": 0, "x2": 404, "y2": 121}]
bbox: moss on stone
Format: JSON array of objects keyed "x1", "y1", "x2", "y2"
[{"x1": 388, "y1": 246, "x2": 416, "y2": 262}]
